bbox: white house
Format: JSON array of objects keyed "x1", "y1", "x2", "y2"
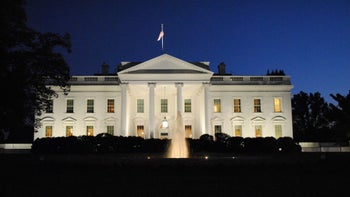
[{"x1": 35, "y1": 54, "x2": 294, "y2": 140}]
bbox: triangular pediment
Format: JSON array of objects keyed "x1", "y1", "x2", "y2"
[
  {"x1": 118, "y1": 54, "x2": 213, "y2": 82},
  {"x1": 251, "y1": 116, "x2": 265, "y2": 122},
  {"x1": 62, "y1": 116, "x2": 77, "y2": 122}
]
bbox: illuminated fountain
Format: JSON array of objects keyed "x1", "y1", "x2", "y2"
[{"x1": 166, "y1": 112, "x2": 189, "y2": 158}]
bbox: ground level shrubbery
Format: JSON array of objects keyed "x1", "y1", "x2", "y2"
[{"x1": 32, "y1": 133, "x2": 301, "y2": 154}]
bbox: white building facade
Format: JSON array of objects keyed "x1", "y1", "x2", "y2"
[{"x1": 35, "y1": 54, "x2": 294, "y2": 140}]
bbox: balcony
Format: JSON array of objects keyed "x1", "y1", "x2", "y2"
[{"x1": 210, "y1": 76, "x2": 291, "y2": 85}]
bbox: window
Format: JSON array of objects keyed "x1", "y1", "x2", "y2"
[
  {"x1": 234, "y1": 99, "x2": 241, "y2": 113},
  {"x1": 254, "y1": 99, "x2": 261, "y2": 113},
  {"x1": 45, "y1": 100, "x2": 53, "y2": 113},
  {"x1": 137, "y1": 99, "x2": 144, "y2": 113},
  {"x1": 87, "y1": 99, "x2": 94, "y2": 113},
  {"x1": 214, "y1": 99, "x2": 221, "y2": 113},
  {"x1": 66, "y1": 99, "x2": 74, "y2": 113},
  {"x1": 275, "y1": 125, "x2": 282, "y2": 139},
  {"x1": 107, "y1": 125, "x2": 114, "y2": 135},
  {"x1": 214, "y1": 125, "x2": 222, "y2": 133},
  {"x1": 161, "y1": 99, "x2": 168, "y2": 113},
  {"x1": 184, "y1": 99, "x2": 191, "y2": 113},
  {"x1": 107, "y1": 99, "x2": 115, "y2": 113},
  {"x1": 255, "y1": 125, "x2": 262, "y2": 137},
  {"x1": 45, "y1": 126, "x2": 52, "y2": 137},
  {"x1": 185, "y1": 125, "x2": 192, "y2": 138},
  {"x1": 137, "y1": 125, "x2": 144, "y2": 138},
  {"x1": 234, "y1": 125, "x2": 242, "y2": 137},
  {"x1": 274, "y1": 98, "x2": 282, "y2": 113},
  {"x1": 66, "y1": 126, "x2": 73, "y2": 137},
  {"x1": 86, "y1": 126, "x2": 94, "y2": 136}
]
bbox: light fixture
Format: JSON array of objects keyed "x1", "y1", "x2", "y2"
[
  {"x1": 162, "y1": 116, "x2": 168, "y2": 128},
  {"x1": 161, "y1": 86, "x2": 168, "y2": 129}
]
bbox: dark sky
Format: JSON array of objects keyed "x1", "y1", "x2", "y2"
[{"x1": 25, "y1": 0, "x2": 350, "y2": 102}]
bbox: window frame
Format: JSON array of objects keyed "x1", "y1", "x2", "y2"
[
  {"x1": 233, "y1": 98, "x2": 241, "y2": 113},
  {"x1": 161, "y1": 99, "x2": 168, "y2": 113},
  {"x1": 87, "y1": 99, "x2": 94, "y2": 113},
  {"x1": 254, "y1": 98, "x2": 262, "y2": 113},
  {"x1": 137, "y1": 99, "x2": 144, "y2": 113},
  {"x1": 213, "y1": 99, "x2": 221, "y2": 113},
  {"x1": 107, "y1": 99, "x2": 115, "y2": 113},
  {"x1": 66, "y1": 99, "x2": 74, "y2": 113},
  {"x1": 184, "y1": 99, "x2": 191, "y2": 113}
]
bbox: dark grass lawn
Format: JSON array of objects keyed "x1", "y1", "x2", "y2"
[{"x1": 0, "y1": 152, "x2": 349, "y2": 197}]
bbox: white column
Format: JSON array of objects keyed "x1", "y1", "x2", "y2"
[
  {"x1": 175, "y1": 83, "x2": 183, "y2": 114},
  {"x1": 148, "y1": 83, "x2": 156, "y2": 138},
  {"x1": 204, "y1": 83, "x2": 211, "y2": 135},
  {"x1": 120, "y1": 83, "x2": 128, "y2": 136}
]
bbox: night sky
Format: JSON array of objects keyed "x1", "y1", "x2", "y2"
[{"x1": 25, "y1": 0, "x2": 350, "y2": 102}]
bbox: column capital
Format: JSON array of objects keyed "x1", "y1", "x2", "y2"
[
  {"x1": 148, "y1": 82, "x2": 156, "y2": 87},
  {"x1": 203, "y1": 82, "x2": 211, "y2": 87},
  {"x1": 175, "y1": 82, "x2": 183, "y2": 87},
  {"x1": 120, "y1": 82, "x2": 128, "y2": 87}
]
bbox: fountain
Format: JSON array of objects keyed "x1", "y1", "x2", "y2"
[{"x1": 166, "y1": 112, "x2": 189, "y2": 158}]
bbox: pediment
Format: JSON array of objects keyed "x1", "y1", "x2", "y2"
[
  {"x1": 104, "y1": 117, "x2": 117, "y2": 122},
  {"x1": 83, "y1": 116, "x2": 97, "y2": 121},
  {"x1": 62, "y1": 117, "x2": 77, "y2": 122},
  {"x1": 251, "y1": 116, "x2": 265, "y2": 122},
  {"x1": 41, "y1": 116, "x2": 55, "y2": 122},
  {"x1": 230, "y1": 116, "x2": 245, "y2": 124},
  {"x1": 271, "y1": 116, "x2": 286, "y2": 122},
  {"x1": 118, "y1": 54, "x2": 213, "y2": 82}
]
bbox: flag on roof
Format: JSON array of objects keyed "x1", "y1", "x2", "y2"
[{"x1": 157, "y1": 30, "x2": 164, "y2": 41}]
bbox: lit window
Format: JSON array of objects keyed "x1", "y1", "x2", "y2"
[
  {"x1": 107, "y1": 125, "x2": 114, "y2": 135},
  {"x1": 274, "y1": 98, "x2": 282, "y2": 113},
  {"x1": 234, "y1": 99, "x2": 241, "y2": 113},
  {"x1": 161, "y1": 99, "x2": 168, "y2": 113},
  {"x1": 137, "y1": 99, "x2": 144, "y2": 113},
  {"x1": 214, "y1": 99, "x2": 221, "y2": 113},
  {"x1": 254, "y1": 99, "x2": 261, "y2": 113},
  {"x1": 137, "y1": 125, "x2": 144, "y2": 138},
  {"x1": 184, "y1": 99, "x2": 191, "y2": 113},
  {"x1": 255, "y1": 125, "x2": 262, "y2": 137},
  {"x1": 235, "y1": 125, "x2": 242, "y2": 137},
  {"x1": 66, "y1": 126, "x2": 73, "y2": 137},
  {"x1": 87, "y1": 99, "x2": 94, "y2": 113},
  {"x1": 107, "y1": 99, "x2": 115, "y2": 113},
  {"x1": 87, "y1": 126, "x2": 94, "y2": 136},
  {"x1": 185, "y1": 125, "x2": 192, "y2": 138},
  {"x1": 45, "y1": 126, "x2": 52, "y2": 137},
  {"x1": 275, "y1": 125, "x2": 282, "y2": 138},
  {"x1": 214, "y1": 125, "x2": 222, "y2": 133},
  {"x1": 66, "y1": 99, "x2": 74, "y2": 113},
  {"x1": 45, "y1": 100, "x2": 53, "y2": 113}
]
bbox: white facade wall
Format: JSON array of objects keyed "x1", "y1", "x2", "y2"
[{"x1": 35, "y1": 54, "x2": 294, "y2": 140}]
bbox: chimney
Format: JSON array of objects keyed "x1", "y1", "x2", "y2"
[
  {"x1": 218, "y1": 62, "x2": 226, "y2": 75},
  {"x1": 101, "y1": 62, "x2": 109, "y2": 75}
]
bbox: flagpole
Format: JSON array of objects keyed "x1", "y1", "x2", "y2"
[{"x1": 161, "y1": 24, "x2": 164, "y2": 53}]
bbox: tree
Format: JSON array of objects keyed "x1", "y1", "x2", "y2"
[
  {"x1": 292, "y1": 91, "x2": 331, "y2": 141},
  {"x1": 0, "y1": 0, "x2": 71, "y2": 142},
  {"x1": 329, "y1": 91, "x2": 350, "y2": 141}
]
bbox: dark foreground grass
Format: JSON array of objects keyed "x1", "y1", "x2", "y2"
[{"x1": 0, "y1": 152, "x2": 349, "y2": 197}]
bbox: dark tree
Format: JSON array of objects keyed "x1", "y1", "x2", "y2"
[
  {"x1": 329, "y1": 91, "x2": 350, "y2": 141},
  {"x1": 0, "y1": 0, "x2": 71, "y2": 142},
  {"x1": 292, "y1": 91, "x2": 331, "y2": 141}
]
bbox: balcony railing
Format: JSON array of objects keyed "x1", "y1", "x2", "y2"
[
  {"x1": 68, "y1": 76, "x2": 119, "y2": 85},
  {"x1": 210, "y1": 75, "x2": 291, "y2": 85}
]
